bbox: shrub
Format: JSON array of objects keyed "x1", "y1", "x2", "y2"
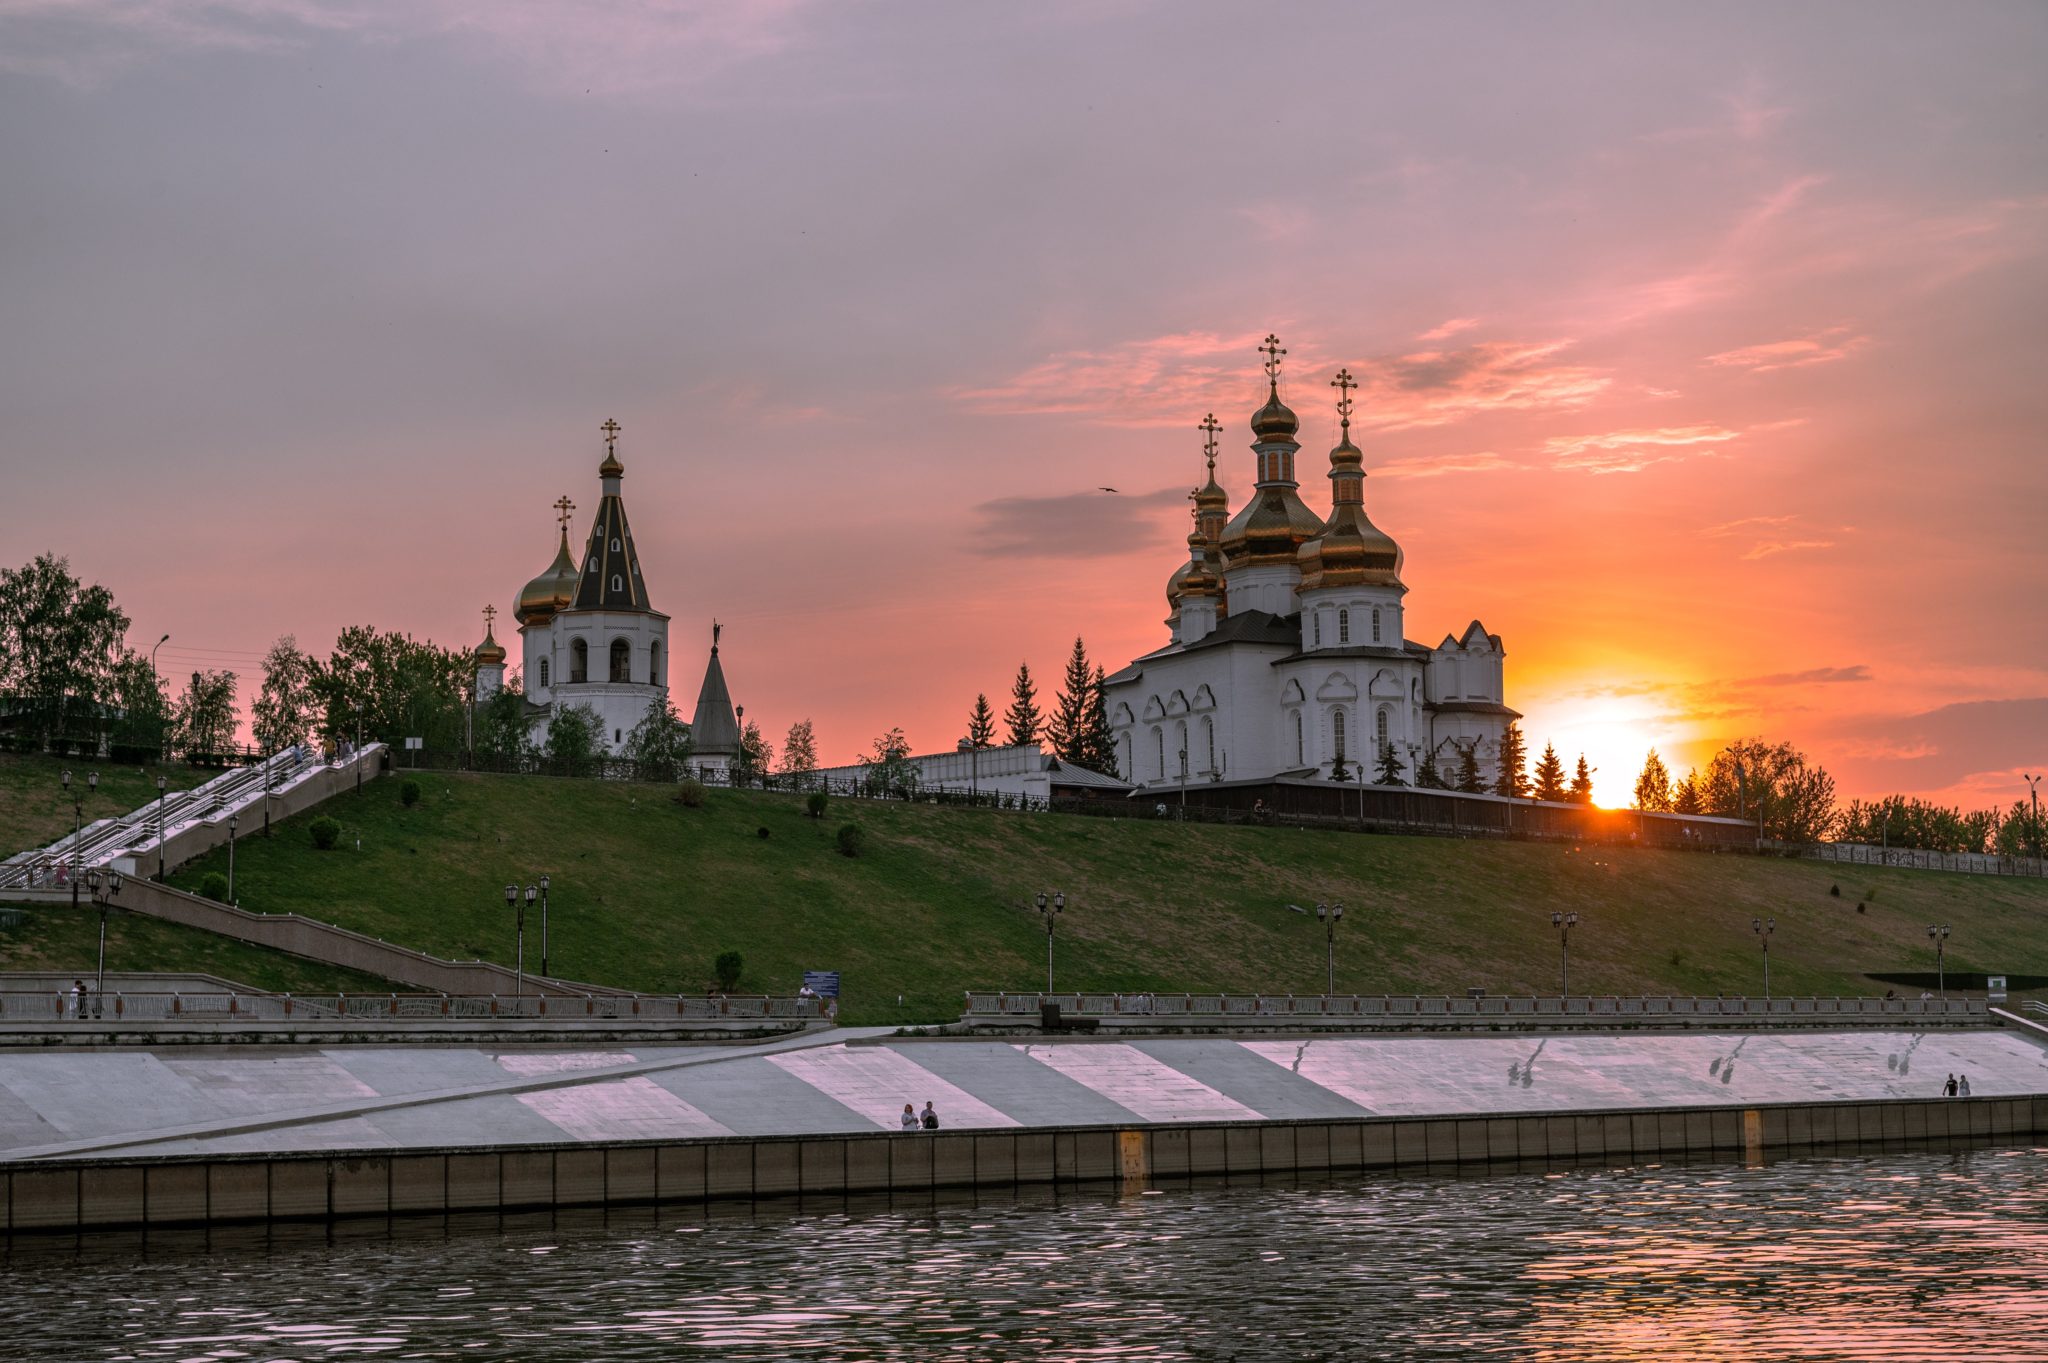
[
  {"x1": 198, "y1": 871, "x2": 229, "y2": 902},
  {"x1": 400, "y1": 779, "x2": 421, "y2": 808},
  {"x1": 757, "y1": 826, "x2": 771, "y2": 840},
  {"x1": 806, "y1": 790, "x2": 828, "y2": 820},
  {"x1": 714, "y1": 950, "x2": 744, "y2": 992},
  {"x1": 676, "y1": 778, "x2": 706, "y2": 808},
  {"x1": 310, "y1": 816, "x2": 341, "y2": 850},
  {"x1": 836, "y1": 823, "x2": 865, "y2": 858}
]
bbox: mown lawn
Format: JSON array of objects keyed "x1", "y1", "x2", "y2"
[
  {"x1": 0, "y1": 901, "x2": 398, "y2": 993},
  {"x1": 140, "y1": 768, "x2": 2048, "y2": 1025},
  {"x1": 0, "y1": 752, "x2": 210, "y2": 859}
]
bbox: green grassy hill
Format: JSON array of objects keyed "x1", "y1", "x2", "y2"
[
  {"x1": 5, "y1": 754, "x2": 2044, "y2": 1023},
  {"x1": 157, "y1": 766, "x2": 2048, "y2": 1024}
]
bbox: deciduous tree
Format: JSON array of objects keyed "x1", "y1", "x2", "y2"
[
  {"x1": 172, "y1": 669, "x2": 239, "y2": 759},
  {"x1": 780, "y1": 718, "x2": 818, "y2": 776},
  {"x1": 252, "y1": 635, "x2": 317, "y2": 753}
]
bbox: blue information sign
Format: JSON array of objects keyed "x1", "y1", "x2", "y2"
[{"x1": 802, "y1": 971, "x2": 842, "y2": 998}]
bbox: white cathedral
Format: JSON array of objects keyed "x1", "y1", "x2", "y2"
[
  {"x1": 1104, "y1": 336, "x2": 1517, "y2": 791},
  {"x1": 472, "y1": 422, "x2": 743, "y2": 772}
]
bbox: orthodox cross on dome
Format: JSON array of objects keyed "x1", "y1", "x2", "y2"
[
  {"x1": 600, "y1": 418, "x2": 622, "y2": 452},
  {"x1": 553, "y1": 495, "x2": 576, "y2": 530},
  {"x1": 1331, "y1": 368, "x2": 1356, "y2": 431},
  {"x1": 1199, "y1": 412, "x2": 1221, "y2": 474},
  {"x1": 1259, "y1": 334, "x2": 1286, "y2": 383},
  {"x1": 482, "y1": 604, "x2": 497, "y2": 632}
]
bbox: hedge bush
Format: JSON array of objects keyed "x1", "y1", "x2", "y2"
[
  {"x1": 836, "y1": 823, "x2": 865, "y2": 858},
  {"x1": 198, "y1": 871, "x2": 229, "y2": 902},
  {"x1": 400, "y1": 779, "x2": 421, "y2": 807},
  {"x1": 310, "y1": 816, "x2": 341, "y2": 850}
]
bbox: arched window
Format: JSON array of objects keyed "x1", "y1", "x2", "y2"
[
  {"x1": 1119, "y1": 733, "x2": 1132, "y2": 781},
  {"x1": 1338, "y1": 609, "x2": 1350, "y2": 644},
  {"x1": 538, "y1": 658, "x2": 550, "y2": 689},
  {"x1": 1376, "y1": 707, "x2": 1390, "y2": 748},
  {"x1": 1333, "y1": 708, "x2": 1347, "y2": 762},
  {"x1": 1294, "y1": 711, "x2": 1304, "y2": 764},
  {"x1": 1203, "y1": 716, "x2": 1215, "y2": 774},
  {"x1": 649, "y1": 640, "x2": 663, "y2": 687},
  {"x1": 1313, "y1": 614, "x2": 1322, "y2": 647},
  {"x1": 1372, "y1": 607, "x2": 1381, "y2": 643},
  {"x1": 569, "y1": 638, "x2": 588, "y2": 684},
  {"x1": 609, "y1": 638, "x2": 631, "y2": 683},
  {"x1": 611, "y1": 574, "x2": 624, "y2": 594},
  {"x1": 1155, "y1": 728, "x2": 1166, "y2": 780}
]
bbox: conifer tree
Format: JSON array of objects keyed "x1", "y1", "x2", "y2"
[
  {"x1": 1532, "y1": 743, "x2": 1568, "y2": 802},
  {"x1": 1633, "y1": 749, "x2": 1673, "y2": 811},
  {"x1": 1004, "y1": 661, "x2": 1041, "y2": 747},
  {"x1": 1414, "y1": 748, "x2": 1446, "y2": 789},
  {"x1": 1082, "y1": 664, "x2": 1118, "y2": 773},
  {"x1": 965, "y1": 694, "x2": 996, "y2": 749},
  {"x1": 1456, "y1": 744, "x2": 1485, "y2": 793},
  {"x1": 1493, "y1": 722, "x2": 1529, "y2": 798},
  {"x1": 1046, "y1": 637, "x2": 1094, "y2": 764},
  {"x1": 1374, "y1": 740, "x2": 1406, "y2": 786},
  {"x1": 1570, "y1": 754, "x2": 1596, "y2": 804}
]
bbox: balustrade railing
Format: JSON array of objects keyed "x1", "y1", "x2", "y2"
[
  {"x1": 962, "y1": 991, "x2": 1989, "y2": 1021},
  {"x1": 1, "y1": 991, "x2": 836, "y2": 1024}
]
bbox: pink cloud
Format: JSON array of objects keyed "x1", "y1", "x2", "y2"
[
  {"x1": 1416, "y1": 317, "x2": 1481, "y2": 342},
  {"x1": 1705, "y1": 326, "x2": 1869, "y2": 373},
  {"x1": 1372, "y1": 450, "x2": 1518, "y2": 480},
  {"x1": 1542, "y1": 423, "x2": 1742, "y2": 474}
]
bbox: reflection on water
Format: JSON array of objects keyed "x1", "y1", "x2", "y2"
[{"x1": 7, "y1": 1147, "x2": 2048, "y2": 1360}]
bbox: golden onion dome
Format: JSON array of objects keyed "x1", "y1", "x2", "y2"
[
  {"x1": 1299, "y1": 432, "x2": 1404, "y2": 592},
  {"x1": 1251, "y1": 381, "x2": 1299, "y2": 441},
  {"x1": 599, "y1": 450, "x2": 625, "y2": 479},
  {"x1": 475, "y1": 627, "x2": 508, "y2": 666},
  {"x1": 1218, "y1": 485, "x2": 1325, "y2": 566},
  {"x1": 1167, "y1": 557, "x2": 1194, "y2": 608},
  {"x1": 1179, "y1": 528, "x2": 1222, "y2": 600},
  {"x1": 515, "y1": 530, "x2": 580, "y2": 626}
]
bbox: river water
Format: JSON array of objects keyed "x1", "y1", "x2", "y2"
[{"x1": 6, "y1": 1147, "x2": 2048, "y2": 1361}]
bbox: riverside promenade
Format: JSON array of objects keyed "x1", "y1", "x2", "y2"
[{"x1": 2, "y1": 1012, "x2": 2047, "y2": 1231}]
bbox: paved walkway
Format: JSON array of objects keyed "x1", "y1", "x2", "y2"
[{"x1": 3, "y1": 1027, "x2": 2045, "y2": 1162}]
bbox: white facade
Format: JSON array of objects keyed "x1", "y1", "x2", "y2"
[{"x1": 1106, "y1": 347, "x2": 1517, "y2": 791}]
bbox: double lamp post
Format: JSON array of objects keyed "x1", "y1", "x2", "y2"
[{"x1": 501, "y1": 876, "x2": 552, "y2": 995}]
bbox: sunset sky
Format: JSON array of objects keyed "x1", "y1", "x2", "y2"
[{"x1": 4, "y1": 2, "x2": 2044, "y2": 807}]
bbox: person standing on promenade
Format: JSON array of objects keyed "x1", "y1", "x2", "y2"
[
  {"x1": 922, "y1": 1102, "x2": 940, "y2": 1130},
  {"x1": 69, "y1": 979, "x2": 85, "y2": 1020},
  {"x1": 1944, "y1": 1074, "x2": 1958, "y2": 1097},
  {"x1": 900, "y1": 1103, "x2": 919, "y2": 1132},
  {"x1": 1959, "y1": 1075, "x2": 1972, "y2": 1097}
]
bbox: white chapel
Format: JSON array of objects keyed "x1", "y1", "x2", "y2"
[
  {"x1": 473, "y1": 421, "x2": 741, "y2": 772},
  {"x1": 1103, "y1": 336, "x2": 1517, "y2": 791}
]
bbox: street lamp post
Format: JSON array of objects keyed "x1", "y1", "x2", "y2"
[
  {"x1": 353, "y1": 704, "x2": 365, "y2": 794},
  {"x1": 539, "y1": 874, "x2": 551, "y2": 979},
  {"x1": 2025, "y1": 774, "x2": 2043, "y2": 877},
  {"x1": 1179, "y1": 746, "x2": 1188, "y2": 820},
  {"x1": 1316, "y1": 901, "x2": 1344, "y2": 995},
  {"x1": 504, "y1": 883, "x2": 527, "y2": 997},
  {"x1": 1036, "y1": 890, "x2": 1064, "y2": 992},
  {"x1": 1550, "y1": 911, "x2": 1578, "y2": 994},
  {"x1": 1927, "y1": 924, "x2": 1950, "y2": 998},
  {"x1": 1751, "y1": 916, "x2": 1775, "y2": 999},
  {"x1": 63, "y1": 770, "x2": 96, "y2": 910},
  {"x1": 154, "y1": 774, "x2": 167, "y2": 879},
  {"x1": 226, "y1": 813, "x2": 239, "y2": 904},
  {"x1": 87, "y1": 868, "x2": 123, "y2": 1003},
  {"x1": 149, "y1": 633, "x2": 169, "y2": 758}
]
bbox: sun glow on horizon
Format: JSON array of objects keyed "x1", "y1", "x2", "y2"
[{"x1": 1523, "y1": 691, "x2": 1695, "y2": 809}]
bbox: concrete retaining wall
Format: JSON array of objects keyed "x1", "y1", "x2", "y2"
[{"x1": 4, "y1": 1094, "x2": 2038, "y2": 1233}]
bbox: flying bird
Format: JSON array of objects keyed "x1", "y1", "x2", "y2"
[{"x1": 1098, "y1": 486, "x2": 1119, "y2": 493}]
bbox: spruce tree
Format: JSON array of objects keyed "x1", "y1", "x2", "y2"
[
  {"x1": 1046, "y1": 637, "x2": 1094, "y2": 764},
  {"x1": 1493, "y1": 722, "x2": 1528, "y2": 798},
  {"x1": 1455, "y1": 744, "x2": 1485, "y2": 793},
  {"x1": 1673, "y1": 771, "x2": 1704, "y2": 815},
  {"x1": 1570, "y1": 754, "x2": 1596, "y2": 804},
  {"x1": 965, "y1": 693, "x2": 996, "y2": 749},
  {"x1": 1004, "y1": 662, "x2": 1042, "y2": 747},
  {"x1": 1633, "y1": 749, "x2": 1673, "y2": 811},
  {"x1": 1374, "y1": 740, "x2": 1406, "y2": 786},
  {"x1": 1415, "y1": 748, "x2": 1446, "y2": 789},
  {"x1": 1082, "y1": 664, "x2": 1117, "y2": 773},
  {"x1": 1532, "y1": 743, "x2": 1568, "y2": 802}
]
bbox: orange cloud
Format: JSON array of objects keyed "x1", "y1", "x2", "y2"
[{"x1": 1416, "y1": 316, "x2": 1481, "y2": 342}]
